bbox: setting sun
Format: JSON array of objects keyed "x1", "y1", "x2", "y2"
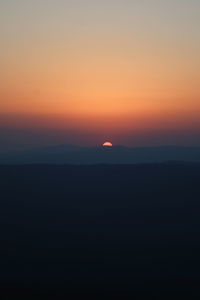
[{"x1": 103, "y1": 142, "x2": 113, "y2": 147}]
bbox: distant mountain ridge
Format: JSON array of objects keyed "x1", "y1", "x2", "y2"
[{"x1": 0, "y1": 144, "x2": 200, "y2": 164}]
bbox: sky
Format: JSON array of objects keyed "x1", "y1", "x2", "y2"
[{"x1": 0, "y1": 0, "x2": 200, "y2": 149}]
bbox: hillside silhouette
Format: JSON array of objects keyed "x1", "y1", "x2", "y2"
[{"x1": 1, "y1": 163, "x2": 200, "y2": 298}]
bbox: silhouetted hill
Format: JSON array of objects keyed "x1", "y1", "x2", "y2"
[
  {"x1": 1, "y1": 163, "x2": 200, "y2": 298},
  {"x1": 1, "y1": 145, "x2": 200, "y2": 164}
]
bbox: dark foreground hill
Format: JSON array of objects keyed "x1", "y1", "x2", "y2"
[{"x1": 1, "y1": 164, "x2": 200, "y2": 299}]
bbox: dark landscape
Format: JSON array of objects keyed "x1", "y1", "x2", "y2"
[{"x1": 1, "y1": 163, "x2": 200, "y2": 298}]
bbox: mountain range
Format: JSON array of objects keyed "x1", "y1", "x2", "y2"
[{"x1": 0, "y1": 144, "x2": 200, "y2": 164}]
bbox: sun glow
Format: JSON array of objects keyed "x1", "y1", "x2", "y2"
[{"x1": 103, "y1": 142, "x2": 113, "y2": 147}]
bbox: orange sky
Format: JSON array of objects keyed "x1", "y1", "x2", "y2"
[{"x1": 0, "y1": 1, "x2": 200, "y2": 146}]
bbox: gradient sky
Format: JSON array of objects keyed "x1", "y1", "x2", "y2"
[{"x1": 0, "y1": 0, "x2": 200, "y2": 149}]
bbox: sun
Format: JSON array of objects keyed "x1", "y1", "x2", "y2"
[{"x1": 102, "y1": 141, "x2": 113, "y2": 147}]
